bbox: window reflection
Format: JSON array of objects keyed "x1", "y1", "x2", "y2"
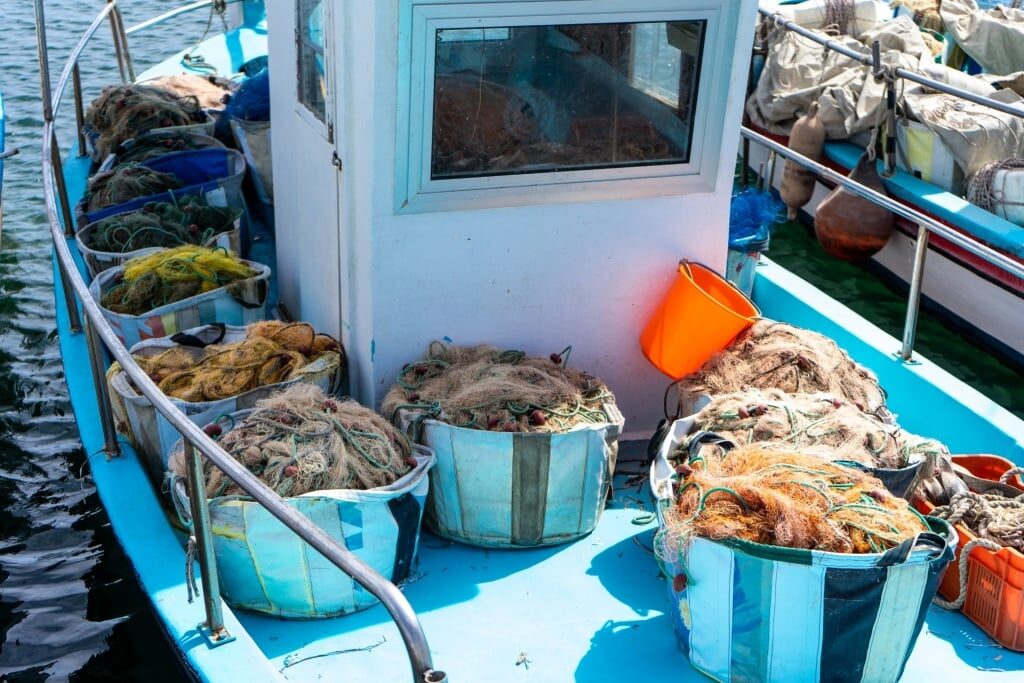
[{"x1": 431, "y1": 20, "x2": 706, "y2": 179}]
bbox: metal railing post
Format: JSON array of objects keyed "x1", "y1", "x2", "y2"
[
  {"x1": 72, "y1": 62, "x2": 87, "y2": 157},
  {"x1": 108, "y1": 1, "x2": 129, "y2": 83},
  {"x1": 184, "y1": 439, "x2": 231, "y2": 645},
  {"x1": 84, "y1": 319, "x2": 121, "y2": 456},
  {"x1": 56, "y1": 257, "x2": 83, "y2": 333},
  {"x1": 111, "y1": 6, "x2": 136, "y2": 82},
  {"x1": 49, "y1": 132, "x2": 75, "y2": 237},
  {"x1": 899, "y1": 226, "x2": 931, "y2": 361},
  {"x1": 34, "y1": 0, "x2": 53, "y2": 123}
]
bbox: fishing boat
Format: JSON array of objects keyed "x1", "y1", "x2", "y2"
[
  {"x1": 0, "y1": 90, "x2": 14, "y2": 238},
  {"x1": 747, "y1": 0, "x2": 1024, "y2": 366},
  {"x1": 33, "y1": 1, "x2": 1024, "y2": 681}
]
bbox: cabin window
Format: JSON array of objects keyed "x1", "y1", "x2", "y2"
[
  {"x1": 297, "y1": 0, "x2": 328, "y2": 123},
  {"x1": 430, "y1": 20, "x2": 706, "y2": 180},
  {"x1": 398, "y1": 0, "x2": 736, "y2": 213}
]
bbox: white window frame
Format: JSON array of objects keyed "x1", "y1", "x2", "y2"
[
  {"x1": 295, "y1": 0, "x2": 335, "y2": 142},
  {"x1": 395, "y1": 0, "x2": 733, "y2": 214}
]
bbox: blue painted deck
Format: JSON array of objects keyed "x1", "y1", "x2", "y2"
[{"x1": 52, "y1": 11, "x2": 1024, "y2": 683}]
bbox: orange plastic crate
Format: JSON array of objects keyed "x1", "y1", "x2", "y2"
[{"x1": 917, "y1": 455, "x2": 1024, "y2": 651}]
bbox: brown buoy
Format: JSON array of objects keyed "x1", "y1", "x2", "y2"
[
  {"x1": 814, "y1": 152, "x2": 895, "y2": 261},
  {"x1": 781, "y1": 102, "x2": 826, "y2": 219}
]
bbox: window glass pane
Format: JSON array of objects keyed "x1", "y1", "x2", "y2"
[
  {"x1": 431, "y1": 20, "x2": 706, "y2": 180},
  {"x1": 298, "y1": 0, "x2": 327, "y2": 122}
]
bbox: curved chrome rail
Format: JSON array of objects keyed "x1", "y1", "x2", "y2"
[{"x1": 32, "y1": 1, "x2": 442, "y2": 681}]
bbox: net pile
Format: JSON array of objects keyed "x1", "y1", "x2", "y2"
[
  {"x1": 134, "y1": 321, "x2": 342, "y2": 402},
  {"x1": 84, "y1": 196, "x2": 240, "y2": 253},
  {"x1": 660, "y1": 446, "x2": 928, "y2": 555},
  {"x1": 931, "y1": 491, "x2": 1024, "y2": 551},
  {"x1": 967, "y1": 158, "x2": 1024, "y2": 216},
  {"x1": 381, "y1": 343, "x2": 617, "y2": 432},
  {"x1": 86, "y1": 83, "x2": 207, "y2": 159},
  {"x1": 85, "y1": 164, "x2": 185, "y2": 212},
  {"x1": 677, "y1": 320, "x2": 887, "y2": 415},
  {"x1": 99, "y1": 245, "x2": 257, "y2": 315},
  {"x1": 112, "y1": 133, "x2": 213, "y2": 167},
  {"x1": 683, "y1": 389, "x2": 946, "y2": 469},
  {"x1": 169, "y1": 384, "x2": 413, "y2": 498},
  {"x1": 891, "y1": 0, "x2": 943, "y2": 33}
]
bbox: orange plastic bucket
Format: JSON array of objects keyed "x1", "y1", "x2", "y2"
[{"x1": 640, "y1": 261, "x2": 759, "y2": 380}]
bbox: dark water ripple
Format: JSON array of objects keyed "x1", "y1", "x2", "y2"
[{"x1": 0, "y1": 2, "x2": 211, "y2": 680}]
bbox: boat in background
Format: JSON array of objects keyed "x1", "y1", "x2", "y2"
[
  {"x1": 31, "y1": 1, "x2": 1024, "y2": 681},
  {"x1": 0, "y1": 91, "x2": 15, "y2": 241},
  {"x1": 748, "y1": 1, "x2": 1024, "y2": 366}
]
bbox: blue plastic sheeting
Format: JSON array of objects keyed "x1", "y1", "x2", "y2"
[{"x1": 824, "y1": 142, "x2": 1024, "y2": 259}]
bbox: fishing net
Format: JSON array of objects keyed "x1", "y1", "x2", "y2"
[
  {"x1": 85, "y1": 83, "x2": 207, "y2": 159},
  {"x1": 682, "y1": 389, "x2": 946, "y2": 470},
  {"x1": 381, "y1": 343, "x2": 618, "y2": 432},
  {"x1": 967, "y1": 158, "x2": 1024, "y2": 216},
  {"x1": 168, "y1": 383, "x2": 414, "y2": 498},
  {"x1": 83, "y1": 196, "x2": 241, "y2": 253},
  {"x1": 112, "y1": 133, "x2": 214, "y2": 167},
  {"x1": 84, "y1": 164, "x2": 185, "y2": 212},
  {"x1": 99, "y1": 245, "x2": 257, "y2": 316},
  {"x1": 931, "y1": 491, "x2": 1024, "y2": 551},
  {"x1": 134, "y1": 321, "x2": 342, "y2": 402},
  {"x1": 659, "y1": 446, "x2": 928, "y2": 556},
  {"x1": 676, "y1": 320, "x2": 887, "y2": 415}
]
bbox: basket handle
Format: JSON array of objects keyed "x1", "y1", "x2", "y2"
[
  {"x1": 877, "y1": 531, "x2": 949, "y2": 567},
  {"x1": 170, "y1": 322, "x2": 227, "y2": 348},
  {"x1": 686, "y1": 430, "x2": 736, "y2": 460}
]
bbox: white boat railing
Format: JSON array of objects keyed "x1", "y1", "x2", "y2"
[
  {"x1": 31, "y1": 1, "x2": 444, "y2": 681},
  {"x1": 753, "y1": 8, "x2": 1024, "y2": 361}
]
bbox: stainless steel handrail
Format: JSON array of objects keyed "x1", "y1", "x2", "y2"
[
  {"x1": 124, "y1": 0, "x2": 213, "y2": 35},
  {"x1": 759, "y1": 8, "x2": 1024, "y2": 120},
  {"x1": 33, "y1": 1, "x2": 441, "y2": 681},
  {"x1": 742, "y1": 126, "x2": 1024, "y2": 359}
]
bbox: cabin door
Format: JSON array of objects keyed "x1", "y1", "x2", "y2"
[{"x1": 275, "y1": 0, "x2": 342, "y2": 336}]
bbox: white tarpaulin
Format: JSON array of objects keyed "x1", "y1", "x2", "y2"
[
  {"x1": 746, "y1": 17, "x2": 928, "y2": 139},
  {"x1": 942, "y1": 0, "x2": 1024, "y2": 76}
]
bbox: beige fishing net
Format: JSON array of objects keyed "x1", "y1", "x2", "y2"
[
  {"x1": 684, "y1": 389, "x2": 947, "y2": 470},
  {"x1": 130, "y1": 321, "x2": 342, "y2": 402},
  {"x1": 659, "y1": 446, "x2": 929, "y2": 555},
  {"x1": 381, "y1": 343, "x2": 618, "y2": 432},
  {"x1": 676, "y1": 320, "x2": 887, "y2": 415},
  {"x1": 169, "y1": 384, "x2": 414, "y2": 499}
]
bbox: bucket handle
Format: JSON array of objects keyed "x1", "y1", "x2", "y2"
[
  {"x1": 677, "y1": 259, "x2": 760, "y2": 317},
  {"x1": 877, "y1": 531, "x2": 950, "y2": 567}
]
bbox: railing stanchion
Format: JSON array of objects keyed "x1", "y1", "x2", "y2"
[
  {"x1": 84, "y1": 318, "x2": 121, "y2": 455},
  {"x1": 49, "y1": 132, "x2": 75, "y2": 237},
  {"x1": 56, "y1": 258, "x2": 82, "y2": 333},
  {"x1": 108, "y1": 1, "x2": 129, "y2": 83},
  {"x1": 72, "y1": 62, "x2": 87, "y2": 157},
  {"x1": 899, "y1": 226, "x2": 930, "y2": 362},
  {"x1": 112, "y1": 6, "x2": 136, "y2": 82},
  {"x1": 33, "y1": 0, "x2": 53, "y2": 123},
  {"x1": 184, "y1": 439, "x2": 231, "y2": 644}
]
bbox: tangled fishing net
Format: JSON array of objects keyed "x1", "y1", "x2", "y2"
[
  {"x1": 83, "y1": 196, "x2": 240, "y2": 254},
  {"x1": 112, "y1": 132, "x2": 215, "y2": 167},
  {"x1": 99, "y1": 245, "x2": 257, "y2": 316},
  {"x1": 659, "y1": 446, "x2": 928, "y2": 555},
  {"x1": 682, "y1": 389, "x2": 946, "y2": 469},
  {"x1": 967, "y1": 158, "x2": 1024, "y2": 217},
  {"x1": 931, "y1": 491, "x2": 1024, "y2": 551},
  {"x1": 85, "y1": 83, "x2": 207, "y2": 159},
  {"x1": 381, "y1": 343, "x2": 618, "y2": 432},
  {"x1": 891, "y1": 0, "x2": 943, "y2": 33},
  {"x1": 676, "y1": 320, "x2": 887, "y2": 415},
  {"x1": 130, "y1": 321, "x2": 342, "y2": 402},
  {"x1": 169, "y1": 384, "x2": 414, "y2": 498},
  {"x1": 85, "y1": 164, "x2": 185, "y2": 212}
]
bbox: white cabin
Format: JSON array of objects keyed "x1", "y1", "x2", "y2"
[{"x1": 266, "y1": 0, "x2": 758, "y2": 437}]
